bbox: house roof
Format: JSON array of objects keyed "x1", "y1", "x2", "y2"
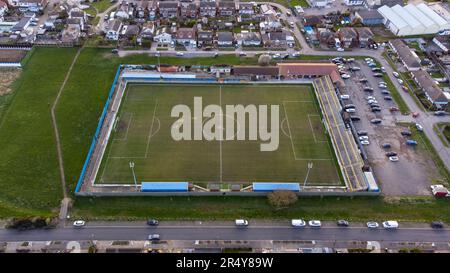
[
  {"x1": 218, "y1": 31, "x2": 234, "y2": 41},
  {"x1": 338, "y1": 27, "x2": 358, "y2": 39},
  {"x1": 198, "y1": 31, "x2": 213, "y2": 41},
  {"x1": 355, "y1": 27, "x2": 374, "y2": 39},
  {"x1": 267, "y1": 31, "x2": 286, "y2": 41},
  {"x1": 108, "y1": 20, "x2": 122, "y2": 32},
  {"x1": 218, "y1": 1, "x2": 235, "y2": 9},
  {"x1": 159, "y1": 2, "x2": 178, "y2": 9},
  {"x1": 277, "y1": 62, "x2": 341, "y2": 83},
  {"x1": 412, "y1": 70, "x2": 448, "y2": 103},
  {"x1": 233, "y1": 66, "x2": 279, "y2": 76},
  {"x1": 242, "y1": 31, "x2": 261, "y2": 42},
  {"x1": 200, "y1": 2, "x2": 216, "y2": 8},
  {"x1": 303, "y1": 15, "x2": 322, "y2": 26},
  {"x1": 355, "y1": 9, "x2": 383, "y2": 21},
  {"x1": 176, "y1": 27, "x2": 196, "y2": 39},
  {"x1": 390, "y1": 39, "x2": 421, "y2": 69}
]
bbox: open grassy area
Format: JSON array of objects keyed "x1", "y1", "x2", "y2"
[
  {"x1": 0, "y1": 48, "x2": 78, "y2": 217},
  {"x1": 97, "y1": 84, "x2": 341, "y2": 186},
  {"x1": 91, "y1": 0, "x2": 115, "y2": 13},
  {"x1": 72, "y1": 195, "x2": 450, "y2": 223}
]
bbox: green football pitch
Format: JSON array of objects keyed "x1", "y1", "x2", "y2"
[{"x1": 96, "y1": 84, "x2": 343, "y2": 186}]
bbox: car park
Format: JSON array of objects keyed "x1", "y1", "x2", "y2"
[
  {"x1": 148, "y1": 234, "x2": 160, "y2": 241},
  {"x1": 367, "y1": 222, "x2": 379, "y2": 229},
  {"x1": 382, "y1": 221, "x2": 399, "y2": 229},
  {"x1": 235, "y1": 219, "x2": 249, "y2": 226},
  {"x1": 308, "y1": 220, "x2": 322, "y2": 227},
  {"x1": 147, "y1": 219, "x2": 159, "y2": 226},
  {"x1": 431, "y1": 221, "x2": 444, "y2": 229},
  {"x1": 73, "y1": 220, "x2": 85, "y2": 227},
  {"x1": 337, "y1": 220, "x2": 349, "y2": 227},
  {"x1": 291, "y1": 219, "x2": 306, "y2": 227},
  {"x1": 389, "y1": 156, "x2": 399, "y2": 162}
]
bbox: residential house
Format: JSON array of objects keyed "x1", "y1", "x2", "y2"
[
  {"x1": 352, "y1": 9, "x2": 384, "y2": 26},
  {"x1": 259, "y1": 14, "x2": 283, "y2": 31},
  {"x1": 260, "y1": 4, "x2": 276, "y2": 16},
  {"x1": 389, "y1": 39, "x2": 421, "y2": 71},
  {"x1": 355, "y1": 27, "x2": 373, "y2": 47},
  {"x1": 199, "y1": 1, "x2": 216, "y2": 17},
  {"x1": 121, "y1": 25, "x2": 140, "y2": 39},
  {"x1": 308, "y1": 0, "x2": 331, "y2": 8},
  {"x1": 11, "y1": 16, "x2": 32, "y2": 32},
  {"x1": 337, "y1": 27, "x2": 358, "y2": 48},
  {"x1": 217, "y1": 1, "x2": 236, "y2": 17},
  {"x1": 365, "y1": 0, "x2": 403, "y2": 9},
  {"x1": 238, "y1": 3, "x2": 254, "y2": 15},
  {"x1": 115, "y1": 3, "x2": 130, "y2": 20},
  {"x1": 262, "y1": 31, "x2": 288, "y2": 48},
  {"x1": 411, "y1": 70, "x2": 448, "y2": 108},
  {"x1": 176, "y1": 27, "x2": 196, "y2": 47},
  {"x1": 217, "y1": 31, "x2": 234, "y2": 47},
  {"x1": 148, "y1": 0, "x2": 158, "y2": 21},
  {"x1": 303, "y1": 15, "x2": 322, "y2": 27},
  {"x1": 137, "y1": 0, "x2": 148, "y2": 19},
  {"x1": 0, "y1": 1, "x2": 8, "y2": 20},
  {"x1": 68, "y1": 9, "x2": 87, "y2": 31},
  {"x1": 106, "y1": 19, "x2": 122, "y2": 40},
  {"x1": 159, "y1": 1, "x2": 179, "y2": 19},
  {"x1": 238, "y1": 31, "x2": 261, "y2": 47},
  {"x1": 12, "y1": 0, "x2": 48, "y2": 13},
  {"x1": 317, "y1": 28, "x2": 335, "y2": 47},
  {"x1": 344, "y1": 0, "x2": 364, "y2": 6},
  {"x1": 197, "y1": 30, "x2": 214, "y2": 47},
  {"x1": 433, "y1": 36, "x2": 450, "y2": 54},
  {"x1": 153, "y1": 27, "x2": 173, "y2": 45},
  {"x1": 180, "y1": 2, "x2": 198, "y2": 19},
  {"x1": 140, "y1": 22, "x2": 156, "y2": 40}
]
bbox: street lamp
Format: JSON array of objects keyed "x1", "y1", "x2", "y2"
[
  {"x1": 303, "y1": 162, "x2": 313, "y2": 189},
  {"x1": 129, "y1": 161, "x2": 138, "y2": 191}
]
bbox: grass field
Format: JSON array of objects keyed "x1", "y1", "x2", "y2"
[{"x1": 97, "y1": 84, "x2": 341, "y2": 186}]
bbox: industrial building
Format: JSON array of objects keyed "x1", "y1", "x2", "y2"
[{"x1": 378, "y1": 4, "x2": 450, "y2": 36}]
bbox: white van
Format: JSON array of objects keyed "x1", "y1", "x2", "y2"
[
  {"x1": 235, "y1": 219, "x2": 248, "y2": 226},
  {"x1": 340, "y1": 94, "x2": 350, "y2": 100},
  {"x1": 291, "y1": 219, "x2": 306, "y2": 227}
]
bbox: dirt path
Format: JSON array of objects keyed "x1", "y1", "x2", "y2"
[{"x1": 51, "y1": 47, "x2": 82, "y2": 204}]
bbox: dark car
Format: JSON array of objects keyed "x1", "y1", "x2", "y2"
[
  {"x1": 344, "y1": 104, "x2": 356, "y2": 109},
  {"x1": 384, "y1": 96, "x2": 392, "y2": 100},
  {"x1": 337, "y1": 220, "x2": 349, "y2": 227},
  {"x1": 382, "y1": 90, "x2": 390, "y2": 95},
  {"x1": 370, "y1": 104, "x2": 380, "y2": 109},
  {"x1": 373, "y1": 73, "x2": 383, "y2": 77},
  {"x1": 147, "y1": 219, "x2": 159, "y2": 226},
  {"x1": 401, "y1": 131, "x2": 412, "y2": 136},
  {"x1": 359, "y1": 78, "x2": 368, "y2": 83},
  {"x1": 434, "y1": 111, "x2": 446, "y2": 116},
  {"x1": 431, "y1": 221, "x2": 444, "y2": 229},
  {"x1": 350, "y1": 116, "x2": 361, "y2": 121},
  {"x1": 364, "y1": 87, "x2": 374, "y2": 92},
  {"x1": 371, "y1": 107, "x2": 381, "y2": 112},
  {"x1": 371, "y1": 118, "x2": 382, "y2": 124},
  {"x1": 385, "y1": 151, "x2": 397, "y2": 157},
  {"x1": 382, "y1": 143, "x2": 391, "y2": 149}
]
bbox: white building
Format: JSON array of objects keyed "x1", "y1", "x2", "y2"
[
  {"x1": 378, "y1": 5, "x2": 412, "y2": 36},
  {"x1": 308, "y1": 0, "x2": 330, "y2": 8},
  {"x1": 344, "y1": 0, "x2": 364, "y2": 6},
  {"x1": 378, "y1": 4, "x2": 450, "y2": 36}
]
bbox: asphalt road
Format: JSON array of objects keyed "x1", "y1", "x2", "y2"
[{"x1": 1, "y1": 225, "x2": 449, "y2": 242}]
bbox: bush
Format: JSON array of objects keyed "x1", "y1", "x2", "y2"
[
  {"x1": 258, "y1": 54, "x2": 272, "y2": 66},
  {"x1": 6, "y1": 217, "x2": 58, "y2": 230},
  {"x1": 267, "y1": 190, "x2": 298, "y2": 210}
]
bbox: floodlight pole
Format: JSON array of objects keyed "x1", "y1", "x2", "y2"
[
  {"x1": 129, "y1": 161, "x2": 138, "y2": 191},
  {"x1": 303, "y1": 162, "x2": 313, "y2": 189}
]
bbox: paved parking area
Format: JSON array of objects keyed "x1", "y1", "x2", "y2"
[{"x1": 339, "y1": 60, "x2": 441, "y2": 195}]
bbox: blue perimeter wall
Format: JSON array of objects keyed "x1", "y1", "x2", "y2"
[
  {"x1": 253, "y1": 183, "x2": 300, "y2": 192},
  {"x1": 141, "y1": 182, "x2": 189, "y2": 192}
]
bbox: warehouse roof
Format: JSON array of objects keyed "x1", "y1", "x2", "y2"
[
  {"x1": 403, "y1": 4, "x2": 436, "y2": 29},
  {"x1": 378, "y1": 5, "x2": 410, "y2": 30},
  {"x1": 417, "y1": 3, "x2": 450, "y2": 29},
  {"x1": 391, "y1": 4, "x2": 424, "y2": 30}
]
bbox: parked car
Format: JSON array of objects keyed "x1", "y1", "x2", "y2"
[
  {"x1": 406, "y1": 140, "x2": 418, "y2": 146},
  {"x1": 401, "y1": 130, "x2": 412, "y2": 136},
  {"x1": 176, "y1": 52, "x2": 184, "y2": 56},
  {"x1": 359, "y1": 78, "x2": 368, "y2": 83},
  {"x1": 235, "y1": 219, "x2": 249, "y2": 226},
  {"x1": 415, "y1": 123, "x2": 423, "y2": 132},
  {"x1": 361, "y1": 140, "x2": 370, "y2": 145},
  {"x1": 393, "y1": 71, "x2": 399, "y2": 78},
  {"x1": 370, "y1": 119, "x2": 382, "y2": 124},
  {"x1": 431, "y1": 221, "x2": 444, "y2": 229},
  {"x1": 341, "y1": 74, "x2": 351, "y2": 79},
  {"x1": 412, "y1": 112, "x2": 420, "y2": 118},
  {"x1": 389, "y1": 156, "x2": 399, "y2": 162},
  {"x1": 344, "y1": 104, "x2": 356, "y2": 109},
  {"x1": 382, "y1": 221, "x2": 399, "y2": 229},
  {"x1": 402, "y1": 85, "x2": 408, "y2": 92},
  {"x1": 148, "y1": 234, "x2": 160, "y2": 241},
  {"x1": 384, "y1": 96, "x2": 392, "y2": 101},
  {"x1": 337, "y1": 220, "x2": 349, "y2": 227},
  {"x1": 357, "y1": 130, "x2": 368, "y2": 136},
  {"x1": 367, "y1": 222, "x2": 379, "y2": 228},
  {"x1": 389, "y1": 106, "x2": 399, "y2": 112},
  {"x1": 340, "y1": 94, "x2": 350, "y2": 100},
  {"x1": 345, "y1": 108, "x2": 356, "y2": 113},
  {"x1": 385, "y1": 151, "x2": 397, "y2": 157},
  {"x1": 291, "y1": 219, "x2": 306, "y2": 227},
  {"x1": 434, "y1": 111, "x2": 446, "y2": 116},
  {"x1": 373, "y1": 73, "x2": 383, "y2": 77},
  {"x1": 350, "y1": 67, "x2": 361, "y2": 71},
  {"x1": 371, "y1": 107, "x2": 381, "y2": 112},
  {"x1": 382, "y1": 90, "x2": 391, "y2": 95},
  {"x1": 397, "y1": 78, "x2": 404, "y2": 84},
  {"x1": 147, "y1": 219, "x2": 159, "y2": 226},
  {"x1": 350, "y1": 116, "x2": 361, "y2": 121},
  {"x1": 73, "y1": 220, "x2": 85, "y2": 227},
  {"x1": 308, "y1": 220, "x2": 322, "y2": 227},
  {"x1": 359, "y1": 136, "x2": 369, "y2": 141},
  {"x1": 337, "y1": 47, "x2": 345, "y2": 52},
  {"x1": 382, "y1": 143, "x2": 391, "y2": 149},
  {"x1": 364, "y1": 87, "x2": 374, "y2": 92}
]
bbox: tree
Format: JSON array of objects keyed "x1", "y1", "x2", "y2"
[
  {"x1": 258, "y1": 54, "x2": 272, "y2": 66},
  {"x1": 267, "y1": 190, "x2": 298, "y2": 210}
]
